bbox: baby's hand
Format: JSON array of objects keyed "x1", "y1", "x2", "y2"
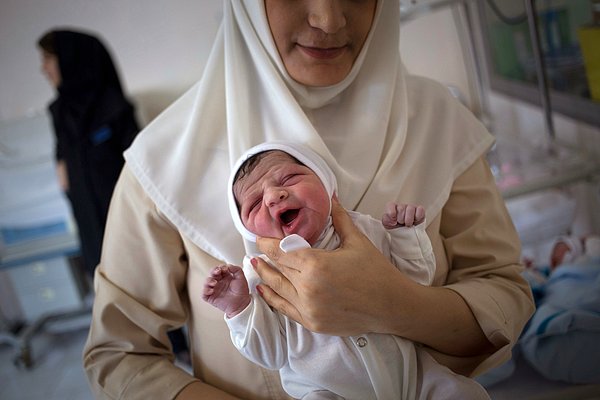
[
  {"x1": 202, "y1": 264, "x2": 251, "y2": 318},
  {"x1": 382, "y1": 202, "x2": 425, "y2": 229}
]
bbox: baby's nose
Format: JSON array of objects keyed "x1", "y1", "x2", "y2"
[{"x1": 265, "y1": 188, "x2": 288, "y2": 207}]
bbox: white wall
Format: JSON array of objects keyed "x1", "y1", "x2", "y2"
[
  {"x1": 0, "y1": 1, "x2": 471, "y2": 125},
  {"x1": 0, "y1": 0, "x2": 222, "y2": 123},
  {"x1": 400, "y1": 8, "x2": 473, "y2": 107}
]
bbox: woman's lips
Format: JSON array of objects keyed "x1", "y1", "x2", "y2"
[{"x1": 298, "y1": 44, "x2": 346, "y2": 60}]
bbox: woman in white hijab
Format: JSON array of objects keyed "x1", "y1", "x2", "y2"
[{"x1": 83, "y1": 1, "x2": 534, "y2": 399}]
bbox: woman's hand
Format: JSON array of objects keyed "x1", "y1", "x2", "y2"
[
  {"x1": 55, "y1": 159, "x2": 69, "y2": 192},
  {"x1": 255, "y1": 198, "x2": 414, "y2": 336},
  {"x1": 255, "y1": 198, "x2": 494, "y2": 362}
]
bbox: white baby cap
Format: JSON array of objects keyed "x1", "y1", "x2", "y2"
[
  {"x1": 554, "y1": 235, "x2": 584, "y2": 265},
  {"x1": 227, "y1": 141, "x2": 337, "y2": 252}
]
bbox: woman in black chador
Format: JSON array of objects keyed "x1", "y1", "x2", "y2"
[{"x1": 38, "y1": 29, "x2": 139, "y2": 277}]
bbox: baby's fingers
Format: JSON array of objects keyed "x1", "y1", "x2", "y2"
[
  {"x1": 202, "y1": 280, "x2": 216, "y2": 301},
  {"x1": 414, "y1": 206, "x2": 425, "y2": 225},
  {"x1": 395, "y1": 204, "x2": 407, "y2": 226},
  {"x1": 210, "y1": 265, "x2": 225, "y2": 277},
  {"x1": 382, "y1": 202, "x2": 398, "y2": 228},
  {"x1": 385, "y1": 202, "x2": 398, "y2": 220},
  {"x1": 403, "y1": 205, "x2": 425, "y2": 227},
  {"x1": 403, "y1": 205, "x2": 416, "y2": 227}
]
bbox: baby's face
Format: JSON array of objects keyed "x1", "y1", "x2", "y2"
[{"x1": 234, "y1": 151, "x2": 330, "y2": 245}]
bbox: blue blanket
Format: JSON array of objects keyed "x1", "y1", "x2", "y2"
[
  {"x1": 477, "y1": 258, "x2": 600, "y2": 387},
  {"x1": 519, "y1": 259, "x2": 600, "y2": 384}
]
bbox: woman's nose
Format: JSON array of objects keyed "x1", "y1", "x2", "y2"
[
  {"x1": 264, "y1": 187, "x2": 288, "y2": 207},
  {"x1": 307, "y1": 0, "x2": 346, "y2": 34}
]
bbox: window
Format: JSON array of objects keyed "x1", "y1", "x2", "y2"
[{"x1": 478, "y1": 0, "x2": 600, "y2": 127}]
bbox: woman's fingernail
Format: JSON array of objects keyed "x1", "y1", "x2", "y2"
[
  {"x1": 251, "y1": 258, "x2": 258, "y2": 268},
  {"x1": 256, "y1": 285, "x2": 263, "y2": 296}
]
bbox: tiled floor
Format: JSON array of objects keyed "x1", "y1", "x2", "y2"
[
  {"x1": 483, "y1": 357, "x2": 600, "y2": 400},
  {"x1": 0, "y1": 316, "x2": 94, "y2": 400},
  {"x1": 0, "y1": 311, "x2": 193, "y2": 400}
]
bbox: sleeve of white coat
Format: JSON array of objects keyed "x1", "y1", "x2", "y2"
[{"x1": 225, "y1": 257, "x2": 288, "y2": 370}]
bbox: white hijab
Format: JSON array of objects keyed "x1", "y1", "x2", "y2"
[{"x1": 124, "y1": 0, "x2": 493, "y2": 264}]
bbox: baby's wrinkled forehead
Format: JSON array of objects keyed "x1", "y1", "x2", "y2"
[{"x1": 232, "y1": 150, "x2": 303, "y2": 205}]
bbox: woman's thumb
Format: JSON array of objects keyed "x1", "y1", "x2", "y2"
[{"x1": 331, "y1": 197, "x2": 359, "y2": 244}]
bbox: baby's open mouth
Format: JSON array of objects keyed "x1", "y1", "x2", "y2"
[{"x1": 280, "y1": 209, "x2": 299, "y2": 225}]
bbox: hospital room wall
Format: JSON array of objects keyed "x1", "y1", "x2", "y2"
[
  {"x1": 0, "y1": 1, "x2": 473, "y2": 124},
  {"x1": 0, "y1": 0, "x2": 222, "y2": 124}
]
